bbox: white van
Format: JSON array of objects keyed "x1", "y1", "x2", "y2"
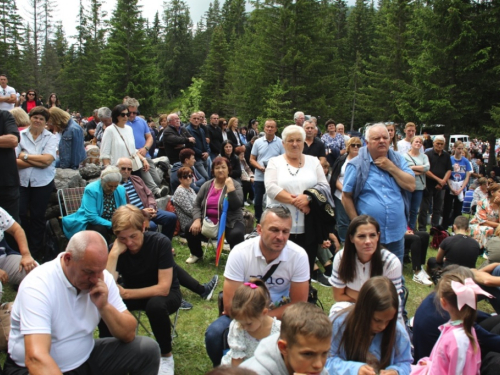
[{"x1": 449, "y1": 134, "x2": 470, "y2": 149}]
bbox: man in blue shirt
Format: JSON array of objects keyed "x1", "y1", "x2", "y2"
[
  {"x1": 125, "y1": 98, "x2": 164, "y2": 198},
  {"x1": 342, "y1": 123, "x2": 415, "y2": 263}
]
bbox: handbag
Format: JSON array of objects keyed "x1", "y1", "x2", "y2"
[
  {"x1": 114, "y1": 125, "x2": 143, "y2": 171},
  {"x1": 201, "y1": 184, "x2": 221, "y2": 239}
]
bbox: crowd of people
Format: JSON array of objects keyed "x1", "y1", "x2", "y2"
[{"x1": 2, "y1": 72, "x2": 500, "y2": 374}]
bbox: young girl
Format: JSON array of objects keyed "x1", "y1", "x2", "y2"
[
  {"x1": 325, "y1": 276, "x2": 413, "y2": 375},
  {"x1": 411, "y1": 274, "x2": 492, "y2": 375},
  {"x1": 221, "y1": 278, "x2": 281, "y2": 367}
]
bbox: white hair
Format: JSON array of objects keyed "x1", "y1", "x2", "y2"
[
  {"x1": 97, "y1": 107, "x2": 111, "y2": 119},
  {"x1": 66, "y1": 231, "x2": 106, "y2": 261},
  {"x1": 365, "y1": 123, "x2": 388, "y2": 139},
  {"x1": 124, "y1": 97, "x2": 140, "y2": 108},
  {"x1": 282, "y1": 124, "x2": 306, "y2": 143},
  {"x1": 434, "y1": 135, "x2": 446, "y2": 143},
  {"x1": 293, "y1": 111, "x2": 305, "y2": 120},
  {"x1": 100, "y1": 165, "x2": 122, "y2": 186}
]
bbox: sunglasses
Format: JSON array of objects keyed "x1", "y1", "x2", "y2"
[
  {"x1": 120, "y1": 167, "x2": 132, "y2": 171},
  {"x1": 128, "y1": 111, "x2": 138, "y2": 115},
  {"x1": 181, "y1": 174, "x2": 193, "y2": 179},
  {"x1": 27, "y1": 93, "x2": 35, "y2": 96},
  {"x1": 119, "y1": 112, "x2": 129, "y2": 117},
  {"x1": 350, "y1": 144, "x2": 362, "y2": 148},
  {"x1": 266, "y1": 204, "x2": 291, "y2": 214}
]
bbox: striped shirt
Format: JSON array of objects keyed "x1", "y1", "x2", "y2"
[{"x1": 122, "y1": 180, "x2": 143, "y2": 209}]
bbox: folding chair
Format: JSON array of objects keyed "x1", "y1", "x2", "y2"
[
  {"x1": 133, "y1": 309, "x2": 180, "y2": 339},
  {"x1": 57, "y1": 187, "x2": 86, "y2": 217},
  {"x1": 461, "y1": 190, "x2": 474, "y2": 218}
]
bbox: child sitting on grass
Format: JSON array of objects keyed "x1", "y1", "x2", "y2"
[
  {"x1": 240, "y1": 302, "x2": 332, "y2": 375},
  {"x1": 221, "y1": 278, "x2": 281, "y2": 367}
]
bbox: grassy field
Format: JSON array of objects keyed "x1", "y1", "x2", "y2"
[{"x1": 0, "y1": 231, "x2": 493, "y2": 374}]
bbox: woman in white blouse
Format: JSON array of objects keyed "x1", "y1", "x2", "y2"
[{"x1": 265, "y1": 125, "x2": 328, "y2": 277}]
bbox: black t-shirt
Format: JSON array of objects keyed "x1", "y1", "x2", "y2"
[
  {"x1": 440, "y1": 234, "x2": 480, "y2": 269},
  {"x1": 303, "y1": 137, "x2": 326, "y2": 159},
  {"x1": 117, "y1": 231, "x2": 179, "y2": 290},
  {"x1": 425, "y1": 149, "x2": 452, "y2": 189},
  {"x1": 85, "y1": 120, "x2": 97, "y2": 141},
  {"x1": 0, "y1": 110, "x2": 20, "y2": 187}
]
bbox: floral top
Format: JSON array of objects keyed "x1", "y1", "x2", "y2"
[
  {"x1": 470, "y1": 198, "x2": 499, "y2": 225},
  {"x1": 172, "y1": 186, "x2": 197, "y2": 230},
  {"x1": 321, "y1": 133, "x2": 346, "y2": 151},
  {"x1": 102, "y1": 194, "x2": 116, "y2": 221},
  {"x1": 221, "y1": 317, "x2": 281, "y2": 366}
]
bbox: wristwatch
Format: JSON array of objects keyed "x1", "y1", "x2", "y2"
[
  {"x1": 306, "y1": 195, "x2": 312, "y2": 202},
  {"x1": 23, "y1": 154, "x2": 28, "y2": 161},
  {"x1": 145, "y1": 146, "x2": 150, "y2": 151}
]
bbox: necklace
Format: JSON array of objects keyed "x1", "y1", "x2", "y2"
[{"x1": 286, "y1": 157, "x2": 302, "y2": 176}]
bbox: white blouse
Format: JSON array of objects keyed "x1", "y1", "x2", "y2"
[{"x1": 100, "y1": 124, "x2": 138, "y2": 165}]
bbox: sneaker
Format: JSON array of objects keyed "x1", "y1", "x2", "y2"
[
  {"x1": 158, "y1": 356, "x2": 174, "y2": 375},
  {"x1": 186, "y1": 255, "x2": 200, "y2": 264},
  {"x1": 419, "y1": 268, "x2": 431, "y2": 280},
  {"x1": 413, "y1": 270, "x2": 433, "y2": 286},
  {"x1": 200, "y1": 275, "x2": 219, "y2": 300},
  {"x1": 179, "y1": 299, "x2": 193, "y2": 310},
  {"x1": 155, "y1": 186, "x2": 169, "y2": 198},
  {"x1": 315, "y1": 272, "x2": 332, "y2": 287}
]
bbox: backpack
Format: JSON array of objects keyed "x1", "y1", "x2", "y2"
[
  {"x1": 44, "y1": 218, "x2": 68, "y2": 262},
  {"x1": 430, "y1": 226, "x2": 449, "y2": 249}
]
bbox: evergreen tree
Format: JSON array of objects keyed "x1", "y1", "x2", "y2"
[{"x1": 0, "y1": 0, "x2": 25, "y2": 87}]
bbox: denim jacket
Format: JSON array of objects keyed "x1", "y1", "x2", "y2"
[{"x1": 59, "y1": 119, "x2": 86, "y2": 169}]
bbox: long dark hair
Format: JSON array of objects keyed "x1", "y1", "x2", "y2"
[
  {"x1": 220, "y1": 140, "x2": 236, "y2": 160},
  {"x1": 336, "y1": 276, "x2": 399, "y2": 369},
  {"x1": 338, "y1": 215, "x2": 383, "y2": 283}
]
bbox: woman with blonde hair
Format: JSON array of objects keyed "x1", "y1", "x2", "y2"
[{"x1": 9, "y1": 107, "x2": 30, "y2": 129}]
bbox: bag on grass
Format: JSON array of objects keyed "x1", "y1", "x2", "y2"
[
  {"x1": 430, "y1": 226, "x2": 449, "y2": 249},
  {"x1": 0, "y1": 302, "x2": 14, "y2": 351}
]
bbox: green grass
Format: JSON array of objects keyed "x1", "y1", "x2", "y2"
[{"x1": 0, "y1": 229, "x2": 493, "y2": 374}]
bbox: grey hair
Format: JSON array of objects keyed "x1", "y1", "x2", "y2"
[
  {"x1": 124, "y1": 97, "x2": 140, "y2": 108},
  {"x1": 282, "y1": 124, "x2": 306, "y2": 143},
  {"x1": 66, "y1": 231, "x2": 106, "y2": 261},
  {"x1": 93, "y1": 109, "x2": 99, "y2": 116},
  {"x1": 100, "y1": 165, "x2": 122, "y2": 186},
  {"x1": 336, "y1": 123, "x2": 345, "y2": 129},
  {"x1": 97, "y1": 107, "x2": 111, "y2": 119},
  {"x1": 303, "y1": 120, "x2": 314, "y2": 128},
  {"x1": 365, "y1": 123, "x2": 388, "y2": 139},
  {"x1": 167, "y1": 113, "x2": 178, "y2": 122},
  {"x1": 261, "y1": 205, "x2": 292, "y2": 225},
  {"x1": 293, "y1": 111, "x2": 304, "y2": 120},
  {"x1": 434, "y1": 135, "x2": 446, "y2": 143}
]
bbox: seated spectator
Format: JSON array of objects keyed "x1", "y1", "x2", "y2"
[
  {"x1": 170, "y1": 148, "x2": 206, "y2": 194},
  {"x1": 472, "y1": 177, "x2": 488, "y2": 210},
  {"x1": 4, "y1": 230, "x2": 160, "y2": 375},
  {"x1": 162, "y1": 112, "x2": 195, "y2": 164},
  {"x1": 485, "y1": 226, "x2": 500, "y2": 264},
  {"x1": 62, "y1": 166, "x2": 127, "y2": 243},
  {"x1": 219, "y1": 140, "x2": 241, "y2": 182},
  {"x1": 9, "y1": 107, "x2": 30, "y2": 129},
  {"x1": 328, "y1": 215, "x2": 403, "y2": 318},
  {"x1": 470, "y1": 183, "x2": 500, "y2": 248},
  {"x1": 184, "y1": 157, "x2": 245, "y2": 264},
  {"x1": 117, "y1": 158, "x2": 177, "y2": 240},
  {"x1": 325, "y1": 276, "x2": 412, "y2": 375},
  {"x1": 49, "y1": 107, "x2": 86, "y2": 169},
  {"x1": 240, "y1": 303, "x2": 332, "y2": 375},
  {"x1": 0, "y1": 207, "x2": 37, "y2": 301},
  {"x1": 428, "y1": 216, "x2": 480, "y2": 270},
  {"x1": 413, "y1": 265, "x2": 500, "y2": 364},
  {"x1": 172, "y1": 167, "x2": 197, "y2": 234},
  {"x1": 205, "y1": 205, "x2": 309, "y2": 366},
  {"x1": 472, "y1": 262, "x2": 500, "y2": 314},
  {"x1": 102, "y1": 205, "x2": 181, "y2": 375},
  {"x1": 404, "y1": 229, "x2": 432, "y2": 285},
  {"x1": 239, "y1": 151, "x2": 254, "y2": 205}
]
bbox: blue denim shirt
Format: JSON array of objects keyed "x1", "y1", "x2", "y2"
[
  {"x1": 59, "y1": 119, "x2": 86, "y2": 169},
  {"x1": 16, "y1": 128, "x2": 58, "y2": 187}
]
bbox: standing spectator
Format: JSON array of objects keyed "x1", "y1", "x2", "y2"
[
  {"x1": 403, "y1": 136, "x2": 430, "y2": 231},
  {"x1": 20, "y1": 89, "x2": 42, "y2": 114},
  {"x1": 397, "y1": 122, "x2": 423, "y2": 155},
  {"x1": 94, "y1": 107, "x2": 112, "y2": 148},
  {"x1": 45, "y1": 93, "x2": 61, "y2": 109},
  {"x1": 84, "y1": 109, "x2": 99, "y2": 142},
  {"x1": 207, "y1": 113, "x2": 223, "y2": 161},
  {"x1": 303, "y1": 120, "x2": 326, "y2": 164},
  {"x1": 246, "y1": 119, "x2": 259, "y2": 142},
  {"x1": 16, "y1": 106, "x2": 58, "y2": 259},
  {"x1": 336, "y1": 123, "x2": 350, "y2": 143},
  {"x1": 0, "y1": 110, "x2": 20, "y2": 222},
  {"x1": 16, "y1": 92, "x2": 26, "y2": 108},
  {"x1": 321, "y1": 119, "x2": 345, "y2": 166},
  {"x1": 417, "y1": 135, "x2": 452, "y2": 231},
  {"x1": 342, "y1": 123, "x2": 415, "y2": 264},
  {"x1": 162, "y1": 113, "x2": 195, "y2": 164},
  {"x1": 226, "y1": 117, "x2": 245, "y2": 154},
  {"x1": 0, "y1": 74, "x2": 17, "y2": 111},
  {"x1": 10, "y1": 108, "x2": 30, "y2": 129},
  {"x1": 386, "y1": 123, "x2": 398, "y2": 151},
  {"x1": 293, "y1": 111, "x2": 305, "y2": 127},
  {"x1": 249, "y1": 119, "x2": 285, "y2": 223},
  {"x1": 156, "y1": 114, "x2": 168, "y2": 157},
  {"x1": 219, "y1": 118, "x2": 228, "y2": 142},
  {"x1": 186, "y1": 112, "x2": 210, "y2": 180},
  {"x1": 48, "y1": 107, "x2": 86, "y2": 169}
]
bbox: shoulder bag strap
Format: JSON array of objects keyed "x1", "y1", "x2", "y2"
[
  {"x1": 204, "y1": 182, "x2": 221, "y2": 220},
  {"x1": 261, "y1": 261, "x2": 281, "y2": 283},
  {"x1": 113, "y1": 125, "x2": 134, "y2": 158}
]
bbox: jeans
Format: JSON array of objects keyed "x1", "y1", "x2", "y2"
[
  {"x1": 382, "y1": 237, "x2": 405, "y2": 266},
  {"x1": 149, "y1": 209, "x2": 177, "y2": 240},
  {"x1": 418, "y1": 187, "x2": 445, "y2": 231},
  {"x1": 254, "y1": 181, "x2": 266, "y2": 223},
  {"x1": 194, "y1": 159, "x2": 209, "y2": 180},
  {"x1": 333, "y1": 195, "x2": 350, "y2": 243},
  {"x1": 205, "y1": 315, "x2": 232, "y2": 366},
  {"x1": 408, "y1": 190, "x2": 424, "y2": 231},
  {"x1": 481, "y1": 265, "x2": 500, "y2": 314}
]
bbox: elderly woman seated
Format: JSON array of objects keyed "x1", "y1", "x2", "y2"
[{"x1": 62, "y1": 166, "x2": 127, "y2": 243}]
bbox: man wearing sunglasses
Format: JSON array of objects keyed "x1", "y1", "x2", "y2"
[
  {"x1": 0, "y1": 74, "x2": 17, "y2": 111},
  {"x1": 117, "y1": 158, "x2": 177, "y2": 241}
]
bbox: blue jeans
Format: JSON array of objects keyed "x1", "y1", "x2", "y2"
[
  {"x1": 149, "y1": 209, "x2": 177, "y2": 240},
  {"x1": 254, "y1": 181, "x2": 266, "y2": 223},
  {"x1": 194, "y1": 159, "x2": 210, "y2": 180},
  {"x1": 205, "y1": 314, "x2": 231, "y2": 366},
  {"x1": 333, "y1": 195, "x2": 350, "y2": 243},
  {"x1": 481, "y1": 266, "x2": 500, "y2": 314},
  {"x1": 382, "y1": 237, "x2": 405, "y2": 266},
  {"x1": 408, "y1": 190, "x2": 424, "y2": 231}
]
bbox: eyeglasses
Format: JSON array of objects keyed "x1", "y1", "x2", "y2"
[
  {"x1": 350, "y1": 144, "x2": 362, "y2": 148},
  {"x1": 120, "y1": 167, "x2": 132, "y2": 171},
  {"x1": 119, "y1": 112, "x2": 129, "y2": 117},
  {"x1": 128, "y1": 111, "x2": 138, "y2": 115}
]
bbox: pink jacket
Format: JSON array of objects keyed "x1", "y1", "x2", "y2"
[{"x1": 411, "y1": 321, "x2": 481, "y2": 375}]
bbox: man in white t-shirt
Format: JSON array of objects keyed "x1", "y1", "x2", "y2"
[
  {"x1": 398, "y1": 122, "x2": 423, "y2": 155},
  {"x1": 204, "y1": 205, "x2": 310, "y2": 366},
  {"x1": 4, "y1": 231, "x2": 160, "y2": 375},
  {"x1": 0, "y1": 74, "x2": 17, "y2": 111}
]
